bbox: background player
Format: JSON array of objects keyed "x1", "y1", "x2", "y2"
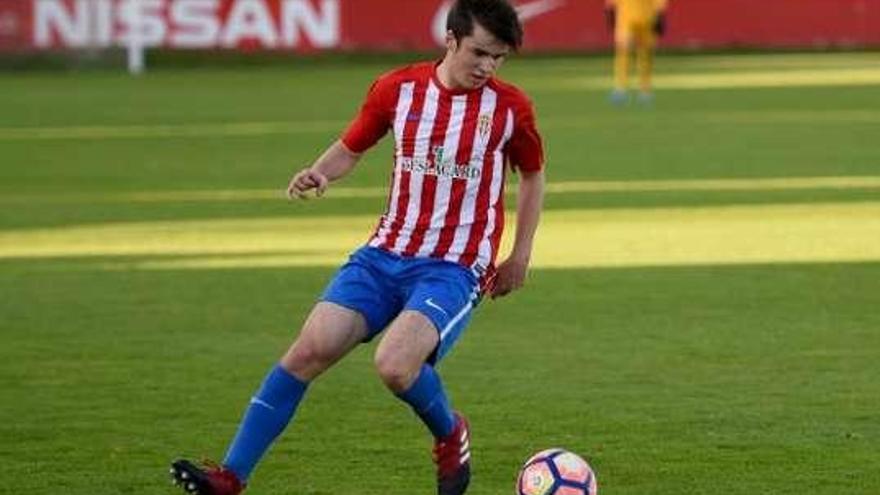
[
  {"x1": 605, "y1": 0, "x2": 669, "y2": 103},
  {"x1": 169, "y1": 1, "x2": 545, "y2": 494}
]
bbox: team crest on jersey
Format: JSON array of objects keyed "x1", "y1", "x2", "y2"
[{"x1": 478, "y1": 113, "x2": 492, "y2": 137}]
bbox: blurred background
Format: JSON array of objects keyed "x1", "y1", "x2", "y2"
[
  {"x1": 1, "y1": 0, "x2": 878, "y2": 60},
  {"x1": 1, "y1": 1, "x2": 879, "y2": 495}
]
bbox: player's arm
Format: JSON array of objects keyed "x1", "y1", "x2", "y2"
[
  {"x1": 492, "y1": 94, "x2": 545, "y2": 299},
  {"x1": 287, "y1": 73, "x2": 393, "y2": 200},
  {"x1": 491, "y1": 169, "x2": 545, "y2": 299},
  {"x1": 286, "y1": 140, "x2": 362, "y2": 199},
  {"x1": 653, "y1": 0, "x2": 668, "y2": 36},
  {"x1": 604, "y1": 0, "x2": 617, "y2": 31}
]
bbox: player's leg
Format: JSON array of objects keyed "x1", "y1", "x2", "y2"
[
  {"x1": 636, "y1": 24, "x2": 657, "y2": 100},
  {"x1": 172, "y1": 247, "x2": 395, "y2": 494},
  {"x1": 171, "y1": 303, "x2": 368, "y2": 495},
  {"x1": 221, "y1": 302, "x2": 369, "y2": 482},
  {"x1": 218, "y1": 247, "x2": 400, "y2": 486},
  {"x1": 375, "y1": 261, "x2": 478, "y2": 495},
  {"x1": 376, "y1": 310, "x2": 473, "y2": 495},
  {"x1": 280, "y1": 302, "x2": 370, "y2": 380},
  {"x1": 375, "y1": 267, "x2": 478, "y2": 434},
  {"x1": 611, "y1": 18, "x2": 634, "y2": 103},
  {"x1": 375, "y1": 310, "x2": 449, "y2": 431}
]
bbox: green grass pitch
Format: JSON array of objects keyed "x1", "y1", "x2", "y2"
[{"x1": 1, "y1": 52, "x2": 879, "y2": 494}]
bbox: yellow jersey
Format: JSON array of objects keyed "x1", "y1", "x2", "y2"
[{"x1": 609, "y1": 0, "x2": 667, "y2": 23}]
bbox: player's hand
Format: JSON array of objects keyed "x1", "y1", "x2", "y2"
[
  {"x1": 653, "y1": 12, "x2": 666, "y2": 36},
  {"x1": 604, "y1": 6, "x2": 616, "y2": 31},
  {"x1": 490, "y1": 255, "x2": 530, "y2": 299},
  {"x1": 287, "y1": 168, "x2": 328, "y2": 200}
]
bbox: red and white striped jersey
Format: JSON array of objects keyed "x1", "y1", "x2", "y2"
[{"x1": 341, "y1": 61, "x2": 544, "y2": 285}]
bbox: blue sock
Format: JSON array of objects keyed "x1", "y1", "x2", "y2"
[
  {"x1": 223, "y1": 365, "x2": 308, "y2": 482},
  {"x1": 397, "y1": 364, "x2": 455, "y2": 438}
]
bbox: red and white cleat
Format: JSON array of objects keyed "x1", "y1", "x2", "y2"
[{"x1": 432, "y1": 412, "x2": 471, "y2": 495}]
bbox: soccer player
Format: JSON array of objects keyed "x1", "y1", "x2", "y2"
[
  {"x1": 605, "y1": 0, "x2": 669, "y2": 103},
  {"x1": 169, "y1": 1, "x2": 545, "y2": 494}
]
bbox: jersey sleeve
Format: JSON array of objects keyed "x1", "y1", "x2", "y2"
[
  {"x1": 506, "y1": 95, "x2": 545, "y2": 173},
  {"x1": 341, "y1": 75, "x2": 396, "y2": 153}
]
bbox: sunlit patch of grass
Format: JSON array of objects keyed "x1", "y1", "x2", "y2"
[{"x1": 3, "y1": 202, "x2": 878, "y2": 270}]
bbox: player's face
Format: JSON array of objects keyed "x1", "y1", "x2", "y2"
[{"x1": 445, "y1": 23, "x2": 510, "y2": 89}]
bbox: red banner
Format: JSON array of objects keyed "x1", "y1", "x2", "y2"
[
  {"x1": 1, "y1": 0, "x2": 878, "y2": 53},
  {"x1": 0, "y1": 0, "x2": 30, "y2": 52}
]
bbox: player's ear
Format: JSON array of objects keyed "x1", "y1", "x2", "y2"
[{"x1": 445, "y1": 30, "x2": 458, "y2": 52}]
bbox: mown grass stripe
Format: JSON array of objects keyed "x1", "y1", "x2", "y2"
[
  {"x1": 539, "y1": 68, "x2": 880, "y2": 91},
  {"x1": 1, "y1": 108, "x2": 878, "y2": 142},
  {"x1": 0, "y1": 120, "x2": 345, "y2": 140},
  {"x1": 2, "y1": 176, "x2": 878, "y2": 205}
]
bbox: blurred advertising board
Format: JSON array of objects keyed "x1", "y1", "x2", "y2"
[{"x1": 1, "y1": 0, "x2": 878, "y2": 53}]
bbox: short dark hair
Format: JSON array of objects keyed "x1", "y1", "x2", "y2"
[{"x1": 446, "y1": 0, "x2": 523, "y2": 50}]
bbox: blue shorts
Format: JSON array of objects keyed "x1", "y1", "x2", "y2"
[{"x1": 321, "y1": 246, "x2": 480, "y2": 363}]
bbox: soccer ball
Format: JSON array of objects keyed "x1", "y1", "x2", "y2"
[{"x1": 516, "y1": 448, "x2": 597, "y2": 495}]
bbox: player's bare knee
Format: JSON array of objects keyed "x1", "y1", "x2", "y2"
[
  {"x1": 374, "y1": 351, "x2": 417, "y2": 393},
  {"x1": 281, "y1": 338, "x2": 332, "y2": 381}
]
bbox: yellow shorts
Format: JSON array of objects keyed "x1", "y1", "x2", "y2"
[{"x1": 615, "y1": 17, "x2": 656, "y2": 47}]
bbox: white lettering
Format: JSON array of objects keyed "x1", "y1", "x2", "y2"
[
  {"x1": 35, "y1": 0, "x2": 89, "y2": 48},
  {"x1": 171, "y1": 0, "x2": 220, "y2": 48},
  {"x1": 281, "y1": 0, "x2": 339, "y2": 48},
  {"x1": 119, "y1": 0, "x2": 167, "y2": 47},
  {"x1": 32, "y1": 0, "x2": 343, "y2": 51},
  {"x1": 92, "y1": 0, "x2": 113, "y2": 47},
  {"x1": 221, "y1": 0, "x2": 278, "y2": 48}
]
